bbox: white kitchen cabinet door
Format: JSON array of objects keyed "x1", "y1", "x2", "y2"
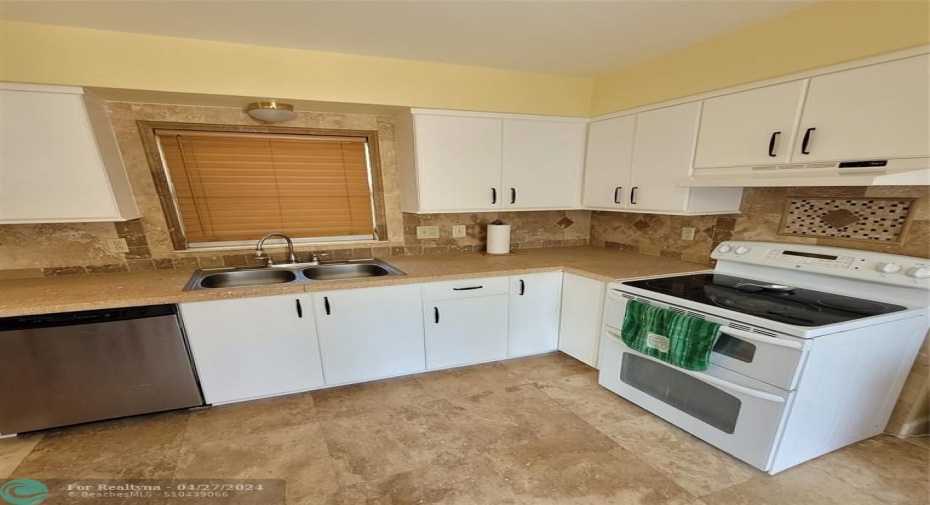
[
  {"x1": 628, "y1": 103, "x2": 701, "y2": 212},
  {"x1": 312, "y1": 284, "x2": 425, "y2": 386},
  {"x1": 793, "y1": 55, "x2": 930, "y2": 163},
  {"x1": 582, "y1": 115, "x2": 636, "y2": 209},
  {"x1": 414, "y1": 114, "x2": 502, "y2": 212},
  {"x1": 425, "y1": 295, "x2": 509, "y2": 370},
  {"x1": 502, "y1": 120, "x2": 586, "y2": 209},
  {"x1": 694, "y1": 81, "x2": 806, "y2": 168},
  {"x1": 509, "y1": 272, "x2": 562, "y2": 357},
  {"x1": 180, "y1": 295, "x2": 324, "y2": 405},
  {"x1": 0, "y1": 84, "x2": 139, "y2": 223},
  {"x1": 558, "y1": 273, "x2": 605, "y2": 368}
]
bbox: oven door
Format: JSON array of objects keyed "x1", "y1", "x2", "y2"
[
  {"x1": 599, "y1": 327, "x2": 791, "y2": 471},
  {"x1": 604, "y1": 289, "x2": 808, "y2": 390}
]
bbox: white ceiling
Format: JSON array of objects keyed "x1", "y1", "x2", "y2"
[{"x1": 0, "y1": 0, "x2": 811, "y2": 76}]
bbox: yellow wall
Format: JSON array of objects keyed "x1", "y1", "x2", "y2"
[
  {"x1": 0, "y1": 20, "x2": 593, "y2": 117},
  {"x1": 591, "y1": 1, "x2": 930, "y2": 115}
]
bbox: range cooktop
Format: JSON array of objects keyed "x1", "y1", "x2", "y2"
[{"x1": 623, "y1": 273, "x2": 907, "y2": 327}]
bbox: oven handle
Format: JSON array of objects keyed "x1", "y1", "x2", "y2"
[
  {"x1": 720, "y1": 327, "x2": 803, "y2": 350},
  {"x1": 604, "y1": 329, "x2": 787, "y2": 403}
]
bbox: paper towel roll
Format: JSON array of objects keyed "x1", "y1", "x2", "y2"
[{"x1": 486, "y1": 224, "x2": 512, "y2": 254}]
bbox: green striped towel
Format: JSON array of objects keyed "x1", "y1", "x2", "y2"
[{"x1": 621, "y1": 300, "x2": 721, "y2": 371}]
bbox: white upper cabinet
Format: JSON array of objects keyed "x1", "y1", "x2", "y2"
[
  {"x1": 793, "y1": 55, "x2": 930, "y2": 163},
  {"x1": 502, "y1": 119, "x2": 586, "y2": 209},
  {"x1": 411, "y1": 114, "x2": 502, "y2": 212},
  {"x1": 582, "y1": 115, "x2": 636, "y2": 209},
  {"x1": 583, "y1": 104, "x2": 742, "y2": 215},
  {"x1": 0, "y1": 83, "x2": 139, "y2": 224},
  {"x1": 694, "y1": 81, "x2": 806, "y2": 168},
  {"x1": 396, "y1": 110, "x2": 586, "y2": 213}
]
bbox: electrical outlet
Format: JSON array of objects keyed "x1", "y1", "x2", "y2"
[
  {"x1": 416, "y1": 226, "x2": 440, "y2": 239},
  {"x1": 452, "y1": 225, "x2": 467, "y2": 238},
  {"x1": 106, "y1": 238, "x2": 130, "y2": 253},
  {"x1": 681, "y1": 227, "x2": 696, "y2": 241}
]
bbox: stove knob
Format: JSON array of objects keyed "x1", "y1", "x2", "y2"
[
  {"x1": 906, "y1": 266, "x2": 930, "y2": 279},
  {"x1": 878, "y1": 263, "x2": 902, "y2": 274},
  {"x1": 734, "y1": 246, "x2": 750, "y2": 255},
  {"x1": 717, "y1": 245, "x2": 732, "y2": 253}
]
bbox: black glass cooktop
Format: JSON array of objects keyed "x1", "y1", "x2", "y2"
[{"x1": 623, "y1": 273, "x2": 907, "y2": 327}]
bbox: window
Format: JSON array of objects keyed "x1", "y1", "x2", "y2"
[{"x1": 143, "y1": 125, "x2": 385, "y2": 249}]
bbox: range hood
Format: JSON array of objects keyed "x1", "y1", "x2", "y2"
[{"x1": 679, "y1": 157, "x2": 930, "y2": 187}]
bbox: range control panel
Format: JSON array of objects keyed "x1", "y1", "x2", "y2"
[{"x1": 712, "y1": 241, "x2": 930, "y2": 288}]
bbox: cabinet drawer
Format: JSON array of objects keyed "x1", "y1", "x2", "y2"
[{"x1": 422, "y1": 276, "x2": 509, "y2": 301}]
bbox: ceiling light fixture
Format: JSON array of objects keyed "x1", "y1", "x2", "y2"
[{"x1": 246, "y1": 101, "x2": 297, "y2": 123}]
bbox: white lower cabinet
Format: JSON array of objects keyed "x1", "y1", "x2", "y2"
[
  {"x1": 509, "y1": 272, "x2": 563, "y2": 357},
  {"x1": 312, "y1": 284, "x2": 425, "y2": 386},
  {"x1": 558, "y1": 273, "x2": 606, "y2": 367},
  {"x1": 180, "y1": 294, "x2": 325, "y2": 405},
  {"x1": 424, "y1": 295, "x2": 510, "y2": 369}
]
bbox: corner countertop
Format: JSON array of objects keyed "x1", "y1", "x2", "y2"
[{"x1": 0, "y1": 247, "x2": 710, "y2": 317}]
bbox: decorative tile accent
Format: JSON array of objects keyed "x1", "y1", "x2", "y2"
[
  {"x1": 780, "y1": 197, "x2": 914, "y2": 243},
  {"x1": 556, "y1": 217, "x2": 575, "y2": 229}
]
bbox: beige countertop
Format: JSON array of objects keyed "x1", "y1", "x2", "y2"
[{"x1": 0, "y1": 247, "x2": 710, "y2": 317}]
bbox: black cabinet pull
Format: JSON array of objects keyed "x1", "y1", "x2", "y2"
[
  {"x1": 801, "y1": 127, "x2": 816, "y2": 155},
  {"x1": 491, "y1": 188, "x2": 497, "y2": 204},
  {"x1": 295, "y1": 299, "x2": 303, "y2": 318},
  {"x1": 434, "y1": 307, "x2": 440, "y2": 324},
  {"x1": 519, "y1": 279, "x2": 525, "y2": 296},
  {"x1": 613, "y1": 187, "x2": 622, "y2": 204},
  {"x1": 768, "y1": 131, "x2": 781, "y2": 157},
  {"x1": 510, "y1": 188, "x2": 516, "y2": 204},
  {"x1": 630, "y1": 187, "x2": 639, "y2": 205},
  {"x1": 453, "y1": 286, "x2": 483, "y2": 291},
  {"x1": 324, "y1": 296, "x2": 331, "y2": 315}
]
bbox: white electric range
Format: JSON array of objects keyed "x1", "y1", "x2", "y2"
[{"x1": 598, "y1": 241, "x2": 929, "y2": 474}]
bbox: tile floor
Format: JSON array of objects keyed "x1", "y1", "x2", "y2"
[{"x1": 1, "y1": 352, "x2": 927, "y2": 504}]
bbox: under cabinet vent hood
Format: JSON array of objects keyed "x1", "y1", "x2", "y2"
[{"x1": 679, "y1": 157, "x2": 930, "y2": 187}]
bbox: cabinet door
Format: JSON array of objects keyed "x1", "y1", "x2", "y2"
[
  {"x1": 793, "y1": 55, "x2": 930, "y2": 162},
  {"x1": 414, "y1": 114, "x2": 502, "y2": 212},
  {"x1": 425, "y1": 295, "x2": 509, "y2": 369},
  {"x1": 582, "y1": 115, "x2": 636, "y2": 209},
  {"x1": 628, "y1": 102, "x2": 701, "y2": 212},
  {"x1": 502, "y1": 120, "x2": 585, "y2": 209},
  {"x1": 313, "y1": 284, "x2": 425, "y2": 386},
  {"x1": 0, "y1": 89, "x2": 122, "y2": 222},
  {"x1": 180, "y1": 295, "x2": 324, "y2": 405},
  {"x1": 558, "y1": 274, "x2": 605, "y2": 368},
  {"x1": 509, "y1": 272, "x2": 562, "y2": 357},
  {"x1": 694, "y1": 81, "x2": 806, "y2": 168}
]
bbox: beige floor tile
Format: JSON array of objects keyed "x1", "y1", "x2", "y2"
[
  {"x1": 484, "y1": 431, "x2": 696, "y2": 505},
  {"x1": 803, "y1": 435, "x2": 929, "y2": 505},
  {"x1": 312, "y1": 375, "x2": 433, "y2": 420},
  {"x1": 412, "y1": 361, "x2": 529, "y2": 400},
  {"x1": 12, "y1": 411, "x2": 188, "y2": 479},
  {"x1": 597, "y1": 415, "x2": 759, "y2": 497},
  {"x1": 438, "y1": 382, "x2": 601, "y2": 455},
  {"x1": 903, "y1": 434, "x2": 930, "y2": 450},
  {"x1": 534, "y1": 372, "x2": 649, "y2": 427},
  {"x1": 184, "y1": 391, "x2": 317, "y2": 443},
  {"x1": 0, "y1": 434, "x2": 44, "y2": 478},
  {"x1": 333, "y1": 456, "x2": 523, "y2": 505},
  {"x1": 501, "y1": 352, "x2": 596, "y2": 382},
  {"x1": 701, "y1": 463, "x2": 897, "y2": 505},
  {"x1": 318, "y1": 399, "x2": 469, "y2": 487},
  {"x1": 174, "y1": 421, "x2": 338, "y2": 504}
]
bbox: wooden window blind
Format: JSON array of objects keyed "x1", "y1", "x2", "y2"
[{"x1": 155, "y1": 130, "x2": 375, "y2": 244}]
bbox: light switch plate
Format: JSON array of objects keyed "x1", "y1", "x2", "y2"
[
  {"x1": 681, "y1": 227, "x2": 696, "y2": 241},
  {"x1": 106, "y1": 238, "x2": 130, "y2": 253},
  {"x1": 416, "y1": 226, "x2": 440, "y2": 239},
  {"x1": 452, "y1": 225, "x2": 467, "y2": 238}
]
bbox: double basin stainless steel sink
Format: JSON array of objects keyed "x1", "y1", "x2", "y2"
[{"x1": 184, "y1": 259, "x2": 406, "y2": 291}]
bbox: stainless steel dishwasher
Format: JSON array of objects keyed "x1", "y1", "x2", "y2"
[{"x1": 0, "y1": 304, "x2": 204, "y2": 435}]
